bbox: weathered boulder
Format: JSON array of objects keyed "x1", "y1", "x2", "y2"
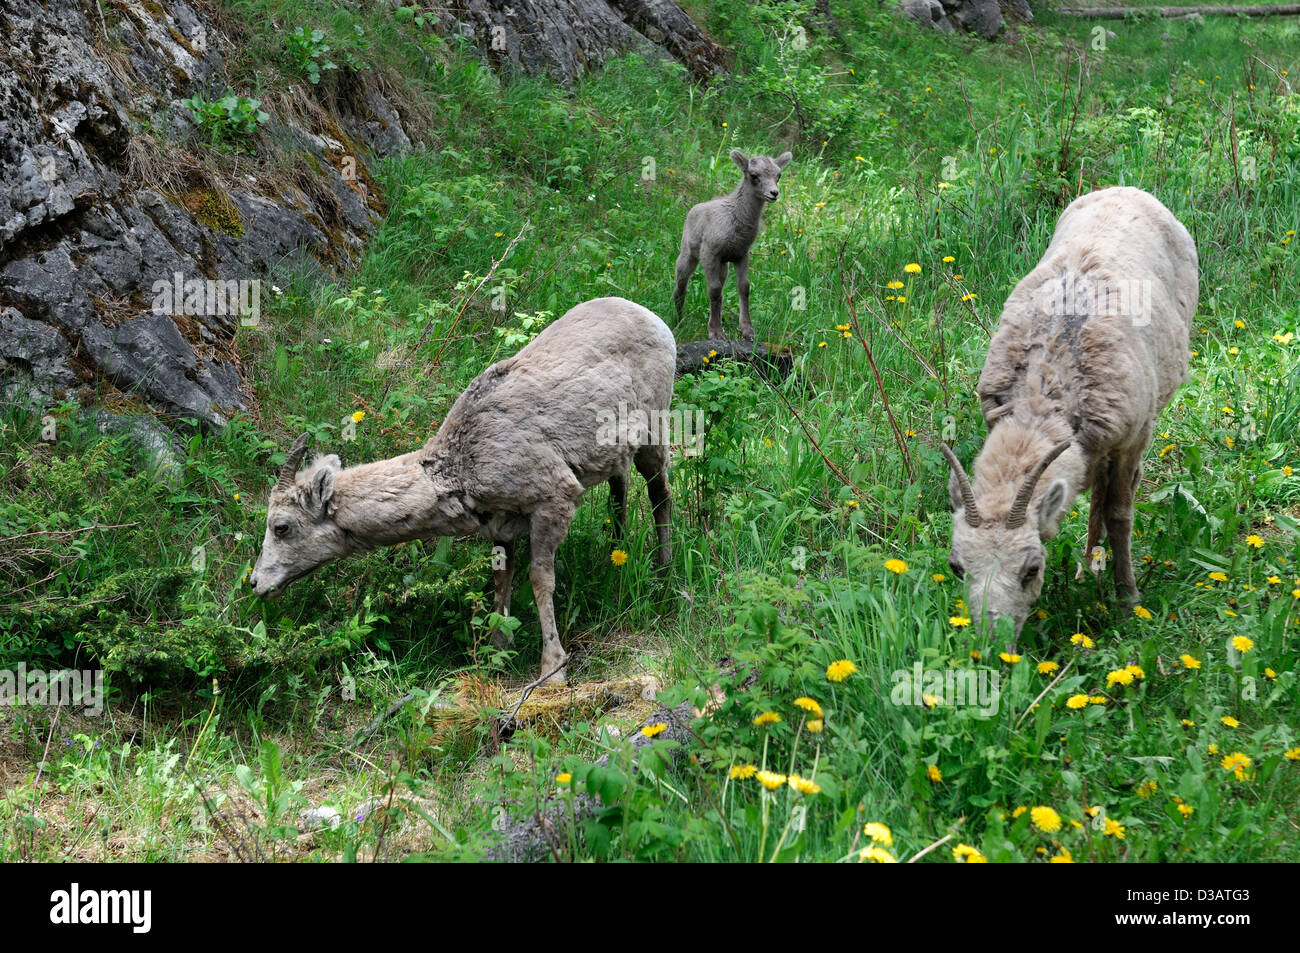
[{"x1": 900, "y1": 0, "x2": 1033, "y2": 39}]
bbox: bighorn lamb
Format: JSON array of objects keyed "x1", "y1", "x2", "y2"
[
  {"x1": 673, "y1": 148, "x2": 793, "y2": 341},
  {"x1": 942, "y1": 186, "x2": 1197, "y2": 645},
  {"x1": 249, "y1": 297, "x2": 675, "y2": 685}
]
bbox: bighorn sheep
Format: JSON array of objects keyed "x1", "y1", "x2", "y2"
[
  {"x1": 942, "y1": 186, "x2": 1197, "y2": 645},
  {"x1": 673, "y1": 148, "x2": 793, "y2": 341},
  {"x1": 249, "y1": 297, "x2": 676, "y2": 685}
]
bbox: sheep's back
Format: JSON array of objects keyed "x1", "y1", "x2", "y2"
[
  {"x1": 428, "y1": 298, "x2": 676, "y2": 505},
  {"x1": 978, "y1": 187, "x2": 1197, "y2": 454}
]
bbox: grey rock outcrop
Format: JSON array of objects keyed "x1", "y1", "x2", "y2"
[{"x1": 900, "y1": 0, "x2": 1034, "y2": 39}]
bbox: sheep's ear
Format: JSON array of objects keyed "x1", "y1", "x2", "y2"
[
  {"x1": 304, "y1": 466, "x2": 336, "y2": 519},
  {"x1": 731, "y1": 149, "x2": 749, "y2": 172},
  {"x1": 775, "y1": 151, "x2": 793, "y2": 169},
  {"x1": 1037, "y1": 478, "x2": 1069, "y2": 538}
]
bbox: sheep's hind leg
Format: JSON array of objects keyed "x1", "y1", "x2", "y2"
[
  {"x1": 704, "y1": 257, "x2": 728, "y2": 340},
  {"x1": 673, "y1": 248, "x2": 697, "y2": 321},
  {"x1": 735, "y1": 253, "x2": 754, "y2": 342},
  {"x1": 635, "y1": 446, "x2": 672, "y2": 572},
  {"x1": 489, "y1": 538, "x2": 516, "y2": 650},
  {"x1": 529, "y1": 501, "x2": 576, "y2": 685}
]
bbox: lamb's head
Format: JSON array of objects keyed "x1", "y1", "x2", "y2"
[
  {"x1": 249, "y1": 433, "x2": 347, "y2": 598},
  {"x1": 732, "y1": 149, "x2": 792, "y2": 202},
  {"x1": 942, "y1": 440, "x2": 1073, "y2": 645}
]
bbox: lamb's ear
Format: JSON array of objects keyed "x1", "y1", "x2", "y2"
[
  {"x1": 731, "y1": 149, "x2": 749, "y2": 172},
  {"x1": 1037, "y1": 478, "x2": 1069, "y2": 538},
  {"x1": 775, "y1": 151, "x2": 793, "y2": 169},
  {"x1": 304, "y1": 466, "x2": 336, "y2": 519}
]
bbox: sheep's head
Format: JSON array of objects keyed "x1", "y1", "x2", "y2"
[
  {"x1": 249, "y1": 433, "x2": 348, "y2": 598},
  {"x1": 942, "y1": 440, "x2": 1072, "y2": 646},
  {"x1": 731, "y1": 149, "x2": 792, "y2": 202}
]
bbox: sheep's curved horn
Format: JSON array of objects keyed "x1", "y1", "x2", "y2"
[
  {"x1": 940, "y1": 443, "x2": 980, "y2": 527},
  {"x1": 1005, "y1": 440, "x2": 1072, "y2": 529},
  {"x1": 277, "y1": 432, "x2": 311, "y2": 490}
]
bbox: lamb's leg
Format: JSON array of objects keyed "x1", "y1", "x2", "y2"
[
  {"x1": 735, "y1": 253, "x2": 754, "y2": 342},
  {"x1": 1105, "y1": 450, "x2": 1144, "y2": 603},
  {"x1": 1078, "y1": 458, "x2": 1111, "y2": 583},
  {"x1": 608, "y1": 471, "x2": 627, "y2": 545},
  {"x1": 635, "y1": 445, "x2": 672, "y2": 572},
  {"x1": 529, "y1": 502, "x2": 576, "y2": 685},
  {"x1": 704, "y1": 257, "x2": 728, "y2": 340},
  {"x1": 673, "y1": 246, "x2": 698, "y2": 321},
  {"x1": 489, "y1": 538, "x2": 516, "y2": 649}
]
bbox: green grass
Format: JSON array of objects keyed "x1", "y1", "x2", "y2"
[{"x1": 1, "y1": 1, "x2": 1297, "y2": 862}]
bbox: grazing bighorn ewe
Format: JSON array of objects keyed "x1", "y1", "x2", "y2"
[
  {"x1": 673, "y1": 148, "x2": 793, "y2": 341},
  {"x1": 249, "y1": 297, "x2": 675, "y2": 685},
  {"x1": 942, "y1": 186, "x2": 1197, "y2": 646}
]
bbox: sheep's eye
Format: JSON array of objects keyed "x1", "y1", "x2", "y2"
[
  {"x1": 1020, "y1": 562, "x2": 1040, "y2": 586},
  {"x1": 750, "y1": 174, "x2": 759, "y2": 183},
  {"x1": 273, "y1": 524, "x2": 290, "y2": 538}
]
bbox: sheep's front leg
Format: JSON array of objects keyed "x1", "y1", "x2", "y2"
[
  {"x1": 529, "y1": 502, "x2": 576, "y2": 685},
  {"x1": 489, "y1": 538, "x2": 515, "y2": 650},
  {"x1": 608, "y1": 471, "x2": 627, "y2": 545},
  {"x1": 734, "y1": 253, "x2": 754, "y2": 341},
  {"x1": 1077, "y1": 459, "x2": 1111, "y2": 583},
  {"x1": 1105, "y1": 451, "x2": 1144, "y2": 603},
  {"x1": 704, "y1": 256, "x2": 728, "y2": 339}
]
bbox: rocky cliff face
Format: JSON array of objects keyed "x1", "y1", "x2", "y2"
[
  {"x1": 0, "y1": 0, "x2": 723, "y2": 436},
  {"x1": 0, "y1": 0, "x2": 411, "y2": 431}
]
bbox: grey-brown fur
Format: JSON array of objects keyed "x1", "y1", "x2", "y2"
[
  {"x1": 673, "y1": 148, "x2": 792, "y2": 341},
  {"x1": 943, "y1": 187, "x2": 1197, "y2": 645},
  {"x1": 249, "y1": 297, "x2": 676, "y2": 684}
]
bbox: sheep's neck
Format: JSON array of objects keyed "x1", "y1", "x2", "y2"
[
  {"x1": 328, "y1": 450, "x2": 468, "y2": 551},
  {"x1": 973, "y1": 413, "x2": 1086, "y2": 526},
  {"x1": 724, "y1": 181, "x2": 767, "y2": 231}
]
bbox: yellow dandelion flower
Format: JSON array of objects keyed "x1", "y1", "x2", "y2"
[
  {"x1": 950, "y1": 616, "x2": 972, "y2": 627},
  {"x1": 1180, "y1": 654, "x2": 1201, "y2": 669},
  {"x1": 1125, "y1": 665, "x2": 1145, "y2": 680},
  {"x1": 1104, "y1": 818, "x2": 1126, "y2": 839},
  {"x1": 1209, "y1": 571, "x2": 1228, "y2": 582},
  {"x1": 1066, "y1": 694, "x2": 1090, "y2": 709},
  {"x1": 921, "y1": 693, "x2": 939, "y2": 709},
  {"x1": 932, "y1": 573, "x2": 946, "y2": 582},
  {"x1": 926, "y1": 764, "x2": 943, "y2": 783},
  {"x1": 1070, "y1": 633, "x2": 1095, "y2": 648},
  {"x1": 1030, "y1": 806, "x2": 1062, "y2": 833},
  {"x1": 793, "y1": 697, "x2": 824, "y2": 718},
  {"x1": 1137, "y1": 780, "x2": 1157, "y2": 798},
  {"x1": 1000, "y1": 652, "x2": 1021, "y2": 664},
  {"x1": 952, "y1": 843, "x2": 986, "y2": 863},
  {"x1": 845, "y1": 499, "x2": 860, "y2": 509},
  {"x1": 1208, "y1": 743, "x2": 1220, "y2": 755},
  {"x1": 351, "y1": 410, "x2": 366, "y2": 423},
  {"x1": 904, "y1": 263, "x2": 921, "y2": 274},
  {"x1": 1220, "y1": 715, "x2": 1239, "y2": 728},
  {"x1": 1037, "y1": 661, "x2": 1059, "y2": 675},
  {"x1": 859, "y1": 845, "x2": 896, "y2": 863},
  {"x1": 556, "y1": 772, "x2": 572, "y2": 783},
  {"x1": 1232, "y1": 635, "x2": 1254, "y2": 653},
  {"x1": 806, "y1": 719, "x2": 823, "y2": 733},
  {"x1": 1106, "y1": 669, "x2": 1135, "y2": 687},
  {"x1": 753, "y1": 711, "x2": 781, "y2": 726},
  {"x1": 756, "y1": 770, "x2": 787, "y2": 791},
  {"x1": 641, "y1": 722, "x2": 667, "y2": 738},
  {"x1": 610, "y1": 549, "x2": 628, "y2": 566},
  {"x1": 1089, "y1": 696, "x2": 1108, "y2": 705},
  {"x1": 1246, "y1": 534, "x2": 1264, "y2": 548},
  {"x1": 1181, "y1": 719, "x2": 1195, "y2": 727},
  {"x1": 1160, "y1": 444, "x2": 1175, "y2": 458},
  {"x1": 1284, "y1": 748, "x2": 1300, "y2": 760},
  {"x1": 1221, "y1": 752, "x2": 1252, "y2": 780},
  {"x1": 1177, "y1": 804, "x2": 1194, "y2": 818},
  {"x1": 884, "y1": 558, "x2": 909, "y2": 574},
  {"x1": 863, "y1": 822, "x2": 893, "y2": 845},
  {"x1": 1050, "y1": 850, "x2": 1073, "y2": 863},
  {"x1": 942, "y1": 255, "x2": 955, "y2": 263},
  {"x1": 1265, "y1": 668, "x2": 1276, "y2": 679},
  {"x1": 1133, "y1": 605, "x2": 1153, "y2": 620},
  {"x1": 886, "y1": 280, "x2": 904, "y2": 290},
  {"x1": 729, "y1": 764, "x2": 758, "y2": 780},
  {"x1": 826, "y1": 659, "x2": 858, "y2": 682}
]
